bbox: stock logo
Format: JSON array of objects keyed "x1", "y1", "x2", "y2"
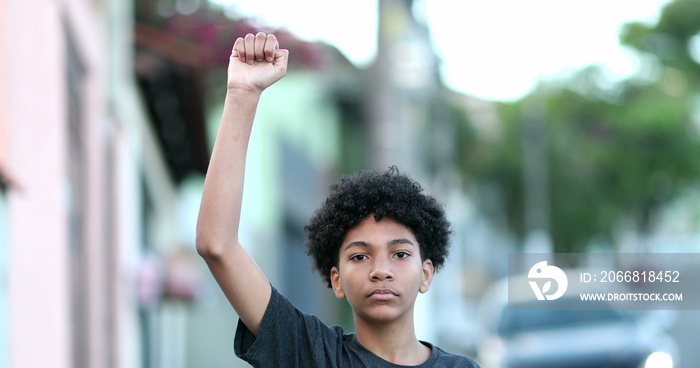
[{"x1": 528, "y1": 261, "x2": 568, "y2": 301}]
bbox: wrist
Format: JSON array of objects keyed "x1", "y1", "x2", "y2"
[{"x1": 225, "y1": 87, "x2": 263, "y2": 102}]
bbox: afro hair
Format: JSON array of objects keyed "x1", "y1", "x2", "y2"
[{"x1": 304, "y1": 166, "x2": 452, "y2": 288}]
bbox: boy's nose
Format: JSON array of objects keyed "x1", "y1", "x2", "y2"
[{"x1": 370, "y1": 257, "x2": 393, "y2": 280}]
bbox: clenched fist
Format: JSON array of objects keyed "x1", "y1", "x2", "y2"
[{"x1": 227, "y1": 32, "x2": 288, "y2": 94}]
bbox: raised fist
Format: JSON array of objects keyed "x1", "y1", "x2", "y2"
[{"x1": 227, "y1": 32, "x2": 288, "y2": 93}]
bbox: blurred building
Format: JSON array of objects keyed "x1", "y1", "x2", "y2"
[
  {"x1": 1, "y1": 0, "x2": 207, "y2": 367},
  {"x1": 0, "y1": 1, "x2": 368, "y2": 367},
  {"x1": 0, "y1": 0, "x2": 494, "y2": 367}
]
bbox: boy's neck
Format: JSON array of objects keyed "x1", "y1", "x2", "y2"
[{"x1": 353, "y1": 314, "x2": 432, "y2": 365}]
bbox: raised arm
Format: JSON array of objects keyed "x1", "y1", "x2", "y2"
[{"x1": 196, "y1": 32, "x2": 288, "y2": 335}]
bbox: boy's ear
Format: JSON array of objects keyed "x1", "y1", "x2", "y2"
[
  {"x1": 419, "y1": 259, "x2": 434, "y2": 294},
  {"x1": 330, "y1": 266, "x2": 346, "y2": 299}
]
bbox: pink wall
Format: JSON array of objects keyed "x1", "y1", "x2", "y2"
[
  {"x1": 0, "y1": 0, "x2": 6, "y2": 167},
  {"x1": 7, "y1": 0, "x2": 70, "y2": 366},
  {"x1": 5, "y1": 0, "x2": 110, "y2": 367}
]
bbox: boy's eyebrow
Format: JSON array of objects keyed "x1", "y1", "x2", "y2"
[
  {"x1": 344, "y1": 238, "x2": 415, "y2": 251},
  {"x1": 344, "y1": 241, "x2": 369, "y2": 251},
  {"x1": 388, "y1": 238, "x2": 415, "y2": 247}
]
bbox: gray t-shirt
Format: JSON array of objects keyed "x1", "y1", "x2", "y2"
[{"x1": 234, "y1": 286, "x2": 482, "y2": 367}]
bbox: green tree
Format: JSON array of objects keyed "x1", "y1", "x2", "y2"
[{"x1": 458, "y1": 0, "x2": 700, "y2": 252}]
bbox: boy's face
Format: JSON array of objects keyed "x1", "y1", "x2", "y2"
[{"x1": 330, "y1": 215, "x2": 434, "y2": 325}]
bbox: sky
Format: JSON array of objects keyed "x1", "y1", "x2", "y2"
[{"x1": 211, "y1": 0, "x2": 671, "y2": 101}]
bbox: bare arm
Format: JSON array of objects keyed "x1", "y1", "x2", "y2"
[{"x1": 196, "y1": 32, "x2": 288, "y2": 336}]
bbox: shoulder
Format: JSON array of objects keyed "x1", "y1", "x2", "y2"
[
  {"x1": 263, "y1": 286, "x2": 343, "y2": 336},
  {"x1": 235, "y1": 286, "x2": 346, "y2": 364},
  {"x1": 433, "y1": 346, "x2": 482, "y2": 367}
]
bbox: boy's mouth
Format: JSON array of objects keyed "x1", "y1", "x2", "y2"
[{"x1": 368, "y1": 288, "x2": 398, "y2": 300}]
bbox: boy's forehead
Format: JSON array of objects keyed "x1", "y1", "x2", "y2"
[{"x1": 341, "y1": 215, "x2": 418, "y2": 246}]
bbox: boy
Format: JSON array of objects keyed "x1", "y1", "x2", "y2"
[{"x1": 196, "y1": 32, "x2": 481, "y2": 367}]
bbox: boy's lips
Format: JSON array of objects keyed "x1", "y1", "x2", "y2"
[{"x1": 368, "y1": 288, "x2": 398, "y2": 300}]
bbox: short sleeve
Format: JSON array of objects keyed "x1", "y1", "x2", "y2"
[{"x1": 234, "y1": 286, "x2": 345, "y2": 368}]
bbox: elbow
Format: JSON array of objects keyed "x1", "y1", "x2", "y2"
[{"x1": 195, "y1": 233, "x2": 225, "y2": 261}]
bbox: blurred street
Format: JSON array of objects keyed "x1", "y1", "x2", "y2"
[
  {"x1": 3, "y1": 0, "x2": 700, "y2": 367},
  {"x1": 670, "y1": 310, "x2": 700, "y2": 368}
]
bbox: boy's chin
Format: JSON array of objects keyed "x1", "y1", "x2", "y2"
[{"x1": 353, "y1": 305, "x2": 410, "y2": 325}]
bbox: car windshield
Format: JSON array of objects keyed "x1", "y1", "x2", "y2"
[{"x1": 498, "y1": 300, "x2": 631, "y2": 336}]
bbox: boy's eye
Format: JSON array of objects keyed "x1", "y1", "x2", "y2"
[
  {"x1": 350, "y1": 254, "x2": 368, "y2": 261},
  {"x1": 395, "y1": 251, "x2": 410, "y2": 259}
]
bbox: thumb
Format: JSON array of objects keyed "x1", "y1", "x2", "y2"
[{"x1": 273, "y1": 49, "x2": 289, "y2": 70}]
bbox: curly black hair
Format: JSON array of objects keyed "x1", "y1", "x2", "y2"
[{"x1": 304, "y1": 166, "x2": 452, "y2": 288}]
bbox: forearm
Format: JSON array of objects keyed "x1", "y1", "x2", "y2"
[{"x1": 196, "y1": 89, "x2": 261, "y2": 257}]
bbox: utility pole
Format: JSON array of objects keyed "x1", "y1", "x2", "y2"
[
  {"x1": 367, "y1": 0, "x2": 435, "y2": 175},
  {"x1": 521, "y1": 92, "x2": 552, "y2": 256}
]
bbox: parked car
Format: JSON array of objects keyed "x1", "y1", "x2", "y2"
[{"x1": 476, "y1": 274, "x2": 679, "y2": 368}]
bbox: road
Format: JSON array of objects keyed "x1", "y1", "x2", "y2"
[{"x1": 668, "y1": 309, "x2": 700, "y2": 368}]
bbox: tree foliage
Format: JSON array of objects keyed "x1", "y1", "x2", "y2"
[{"x1": 458, "y1": 0, "x2": 700, "y2": 252}]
